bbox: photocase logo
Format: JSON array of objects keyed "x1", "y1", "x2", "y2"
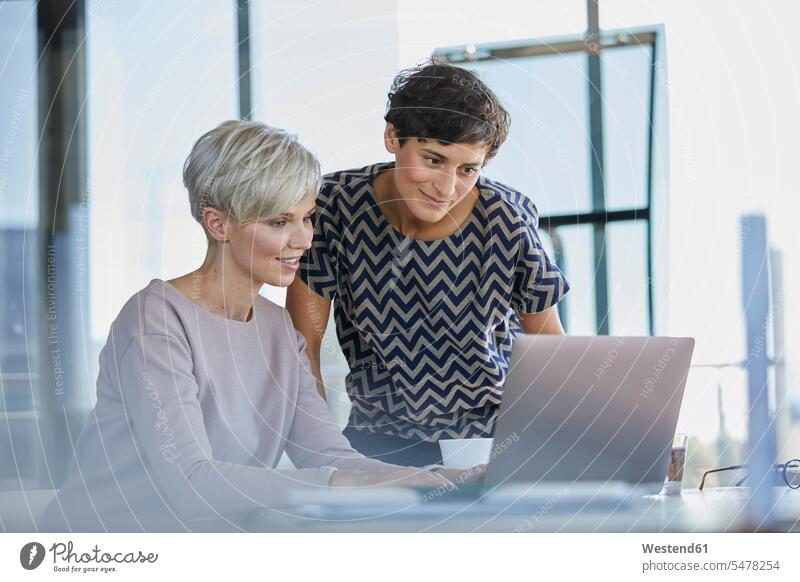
[{"x1": 20, "y1": 542, "x2": 46, "y2": 570}]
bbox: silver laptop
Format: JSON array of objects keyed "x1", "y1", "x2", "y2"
[
  {"x1": 284, "y1": 335, "x2": 695, "y2": 518},
  {"x1": 484, "y1": 335, "x2": 695, "y2": 494}
]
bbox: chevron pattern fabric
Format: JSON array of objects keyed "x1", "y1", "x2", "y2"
[{"x1": 299, "y1": 162, "x2": 570, "y2": 441}]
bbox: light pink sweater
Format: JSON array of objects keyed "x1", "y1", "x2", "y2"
[{"x1": 40, "y1": 279, "x2": 393, "y2": 532}]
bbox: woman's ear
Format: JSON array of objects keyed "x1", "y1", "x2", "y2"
[
  {"x1": 384, "y1": 123, "x2": 399, "y2": 154},
  {"x1": 201, "y1": 207, "x2": 230, "y2": 243}
]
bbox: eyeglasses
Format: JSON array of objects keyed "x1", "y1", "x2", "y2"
[{"x1": 699, "y1": 458, "x2": 800, "y2": 491}]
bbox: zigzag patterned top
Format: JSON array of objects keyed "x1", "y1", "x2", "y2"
[{"x1": 299, "y1": 162, "x2": 570, "y2": 441}]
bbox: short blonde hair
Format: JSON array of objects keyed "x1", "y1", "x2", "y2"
[{"x1": 183, "y1": 120, "x2": 321, "y2": 237}]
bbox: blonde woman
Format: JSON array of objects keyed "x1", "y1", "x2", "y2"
[{"x1": 40, "y1": 121, "x2": 458, "y2": 533}]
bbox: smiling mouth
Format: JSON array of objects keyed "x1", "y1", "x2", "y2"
[
  {"x1": 419, "y1": 189, "x2": 449, "y2": 207},
  {"x1": 277, "y1": 257, "x2": 301, "y2": 271}
]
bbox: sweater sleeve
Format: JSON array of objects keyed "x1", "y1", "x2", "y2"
[
  {"x1": 283, "y1": 330, "x2": 401, "y2": 472},
  {"x1": 115, "y1": 332, "x2": 337, "y2": 522}
]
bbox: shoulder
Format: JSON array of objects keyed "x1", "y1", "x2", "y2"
[
  {"x1": 97, "y1": 280, "x2": 193, "y2": 364},
  {"x1": 111, "y1": 279, "x2": 187, "y2": 339},
  {"x1": 318, "y1": 162, "x2": 391, "y2": 207},
  {"x1": 478, "y1": 174, "x2": 540, "y2": 231},
  {"x1": 253, "y1": 292, "x2": 293, "y2": 322},
  {"x1": 322, "y1": 162, "x2": 390, "y2": 191},
  {"x1": 252, "y1": 294, "x2": 303, "y2": 348}
]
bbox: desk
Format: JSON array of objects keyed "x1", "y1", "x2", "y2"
[{"x1": 248, "y1": 487, "x2": 800, "y2": 533}]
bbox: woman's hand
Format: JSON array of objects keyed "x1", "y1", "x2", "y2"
[
  {"x1": 433, "y1": 464, "x2": 487, "y2": 487},
  {"x1": 329, "y1": 467, "x2": 453, "y2": 489}
]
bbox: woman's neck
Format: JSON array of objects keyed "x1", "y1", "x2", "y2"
[
  {"x1": 373, "y1": 170, "x2": 423, "y2": 237},
  {"x1": 169, "y1": 244, "x2": 261, "y2": 322}
]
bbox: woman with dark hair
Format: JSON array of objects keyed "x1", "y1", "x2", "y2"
[{"x1": 287, "y1": 62, "x2": 571, "y2": 467}]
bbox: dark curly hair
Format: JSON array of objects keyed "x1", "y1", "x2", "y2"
[{"x1": 384, "y1": 60, "x2": 510, "y2": 163}]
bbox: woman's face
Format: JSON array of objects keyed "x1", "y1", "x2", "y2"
[
  {"x1": 226, "y1": 192, "x2": 317, "y2": 287},
  {"x1": 385, "y1": 124, "x2": 487, "y2": 224}
]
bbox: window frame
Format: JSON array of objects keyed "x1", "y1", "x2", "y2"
[{"x1": 432, "y1": 28, "x2": 665, "y2": 336}]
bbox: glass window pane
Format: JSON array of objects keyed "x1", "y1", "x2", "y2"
[
  {"x1": 602, "y1": 44, "x2": 651, "y2": 210},
  {"x1": 461, "y1": 53, "x2": 592, "y2": 215},
  {"x1": 0, "y1": 0, "x2": 39, "y2": 486},
  {"x1": 552, "y1": 224, "x2": 596, "y2": 334},
  {"x1": 677, "y1": 366, "x2": 748, "y2": 489},
  {"x1": 606, "y1": 220, "x2": 649, "y2": 335},
  {"x1": 250, "y1": 0, "x2": 403, "y2": 310},
  {"x1": 87, "y1": 0, "x2": 239, "y2": 344}
]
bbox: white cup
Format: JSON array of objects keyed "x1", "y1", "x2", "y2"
[{"x1": 439, "y1": 438, "x2": 494, "y2": 470}]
